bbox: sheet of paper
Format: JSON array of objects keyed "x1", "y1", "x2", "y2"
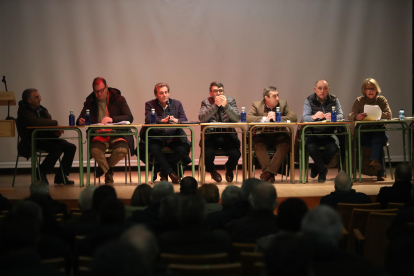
[{"x1": 363, "y1": 105, "x2": 381, "y2": 121}]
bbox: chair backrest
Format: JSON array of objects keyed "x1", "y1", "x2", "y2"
[
  {"x1": 336, "y1": 203, "x2": 381, "y2": 231},
  {"x1": 386, "y1": 202, "x2": 405, "y2": 210},
  {"x1": 232, "y1": 243, "x2": 256, "y2": 261},
  {"x1": 41, "y1": 258, "x2": 66, "y2": 274},
  {"x1": 364, "y1": 212, "x2": 397, "y2": 269},
  {"x1": 168, "y1": 263, "x2": 242, "y2": 276},
  {"x1": 347, "y1": 208, "x2": 398, "y2": 252},
  {"x1": 160, "y1": 253, "x2": 229, "y2": 265},
  {"x1": 240, "y1": 252, "x2": 264, "y2": 276}
]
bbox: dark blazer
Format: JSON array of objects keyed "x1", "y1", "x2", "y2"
[
  {"x1": 17, "y1": 100, "x2": 58, "y2": 158},
  {"x1": 139, "y1": 98, "x2": 189, "y2": 145},
  {"x1": 76, "y1": 88, "x2": 135, "y2": 155},
  {"x1": 376, "y1": 181, "x2": 412, "y2": 209},
  {"x1": 320, "y1": 189, "x2": 372, "y2": 209}
]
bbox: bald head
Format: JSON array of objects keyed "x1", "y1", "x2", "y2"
[
  {"x1": 334, "y1": 172, "x2": 352, "y2": 192},
  {"x1": 250, "y1": 183, "x2": 278, "y2": 211}
]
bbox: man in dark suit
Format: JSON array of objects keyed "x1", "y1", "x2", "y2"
[
  {"x1": 17, "y1": 88, "x2": 76, "y2": 184},
  {"x1": 320, "y1": 172, "x2": 372, "y2": 209},
  {"x1": 376, "y1": 163, "x2": 413, "y2": 208},
  {"x1": 140, "y1": 83, "x2": 190, "y2": 184},
  {"x1": 199, "y1": 81, "x2": 241, "y2": 183}
]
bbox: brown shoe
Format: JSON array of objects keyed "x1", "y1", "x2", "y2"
[
  {"x1": 210, "y1": 170, "x2": 222, "y2": 183},
  {"x1": 377, "y1": 176, "x2": 385, "y2": 181},
  {"x1": 105, "y1": 168, "x2": 114, "y2": 184},
  {"x1": 225, "y1": 170, "x2": 234, "y2": 183},
  {"x1": 260, "y1": 171, "x2": 275, "y2": 182},
  {"x1": 168, "y1": 172, "x2": 181, "y2": 184},
  {"x1": 369, "y1": 159, "x2": 382, "y2": 171}
]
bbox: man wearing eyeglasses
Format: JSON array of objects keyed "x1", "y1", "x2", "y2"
[
  {"x1": 199, "y1": 81, "x2": 241, "y2": 183},
  {"x1": 77, "y1": 77, "x2": 134, "y2": 184},
  {"x1": 17, "y1": 88, "x2": 76, "y2": 185}
]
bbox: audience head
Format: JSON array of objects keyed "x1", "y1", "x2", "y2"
[
  {"x1": 159, "y1": 194, "x2": 181, "y2": 226},
  {"x1": 178, "y1": 195, "x2": 206, "y2": 227},
  {"x1": 180, "y1": 176, "x2": 198, "y2": 195},
  {"x1": 120, "y1": 225, "x2": 159, "y2": 264},
  {"x1": 277, "y1": 198, "x2": 308, "y2": 233},
  {"x1": 334, "y1": 171, "x2": 353, "y2": 193},
  {"x1": 92, "y1": 185, "x2": 117, "y2": 212},
  {"x1": 301, "y1": 205, "x2": 342, "y2": 246},
  {"x1": 241, "y1": 178, "x2": 264, "y2": 201},
  {"x1": 196, "y1": 183, "x2": 220, "y2": 203},
  {"x1": 221, "y1": 185, "x2": 241, "y2": 209},
  {"x1": 91, "y1": 241, "x2": 150, "y2": 276},
  {"x1": 249, "y1": 183, "x2": 278, "y2": 211},
  {"x1": 78, "y1": 186, "x2": 97, "y2": 211},
  {"x1": 29, "y1": 180, "x2": 49, "y2": 196},
  {"x1": 130, "y1": 184, "x2": 152, "y2": 207},
  {"x1": 151, "y1": 181, "x2": 174, "y2": 204},
  {"x1": 361, "y1": 78, "x2": 381, "y2": 96},
  {"x1": 395, "y1": 163, "x2": 412, "y2": 182},
  {"x1": 98, "y1": 197, "x2": 125, "y2": 226}
]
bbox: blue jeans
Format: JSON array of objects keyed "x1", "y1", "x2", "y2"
[{"x1": 360, "y1": 132, "x2": 388, "y2": 176}]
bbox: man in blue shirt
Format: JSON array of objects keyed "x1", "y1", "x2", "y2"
[{"x1": 302, "y1": 80, "x2": 344, "y2": 182}]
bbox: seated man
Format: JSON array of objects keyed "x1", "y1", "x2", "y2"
[
  {"x1": 199, "y1": 81, "x2": 241, "y2": 182},
  {"x1": 139, "y1": 83, "x2": 190, "y2": 184},
  {"x1": 247, "y1": 86, "x2": 297, "y2": 182},
  {"x1": 376, "y1": 163, "x2": 413, "y2": 208},
  {"x1": 76, "y1": 77, "x2": 134, "y2": 184},
  {"x1": 302, "y1": 79, "x2": 344, "y2": 182},
  {"x1": 17, "y1": 88, "x2": 76, "y2": 184},
  {"x1": 320, "y1": 171, "x2": 371, "y2": 209}
]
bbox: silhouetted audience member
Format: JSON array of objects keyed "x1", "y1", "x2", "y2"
[
  {"x1": 386, "y1": 184, "x2": 414, "y2": 240},
  {"x1": 376, "y1": 163, "x2": 413, "y2": 208},
  {"x1": 30, "y1": 180, "x2": 68, "y2": 215},
  {"x1": 0, "y1": 201, "x2": 61, "y2": 276},
  {"x1": 385, "y1": 235, "x2": 414, "y2": 275},
  {"x1": 66, "y1": 186, "x2": 99, "y2": 236},
  {"x1": 148, "y1": 193, "x2": 182, "y2": 237},
  {"x1": 0, "y1": 194, "x2": 11, "y2": 212},
  {"x1": 120, "y1": 225, "x2": 161, "y2": 274},
  {"x1": 180, "y1": 176, "x2": 198, "y2": 195},
  {"x1": 301, "y1": 205, "x2": 375, "y2": 276},
  {"x1": 92, "y1": 185, "x2": 117, "y2": 213},
  {"x1": 91, "y1": 241, "x2": 150, "y2": 276},
  {"x1": 126, "y1": 184, "x2": 152, "y2": 218},
  {"x1": 264, "y1": 233, "x2": 310, "y2": 276},
  {"x1": 158, "y1": 195, "x2": 232, "y2": 255},
  {"x1": 197, "y1": 183, "x2": 222, "y2": 213},
  {"x1": 226, "y1": 183, "x2": 278, "y2": 243},
  {"x1": 78, "y1": 198, "x2": 128, "y2": 256},
  {"x1": 256, "y1": 197, "x2": 308, "y2": 252},
  {"x1": 207, "y1": 178, "x2": 264, "y2": 229},
  {"x1": 221, "y1": 185, "x2": 241, "y2": 210},
  {"x1": 320, "y1": 172, "x2": 371, "y2": 209},
  {"x1": 131, "y1": 181, "x2": 174, "y2": 225}
]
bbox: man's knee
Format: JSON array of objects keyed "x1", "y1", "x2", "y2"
[
  {"x1": 253, "y1": 142, "x2": 267, "y2": 152},
  {"x1": 112, "y1": 147, "x2": 128, "y2": 158}
]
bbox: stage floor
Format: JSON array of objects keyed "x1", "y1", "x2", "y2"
[{"x1": 0, "y1": 167, "x2": 392, "y2": 208}]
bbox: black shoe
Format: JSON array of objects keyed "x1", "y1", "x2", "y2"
[
  {"x1": 40, "y1": 171, "x2": 49, "y2": 184},
  {"x1": 105, "y1": 168, "x2": 114, "y2": 184},
  {"x1": 318, "y1": 167, "x2": 328, "y2": 183},
  {"x1": 95, "y1": 166, "x2": 104, "y2": 178},
  {"x1": 210, "y1": 170, "x2": 222, "y2": 183},
  {"x1": 54, "y1": 174, "x2": 75, "y2": 185},
  {"x1": 225, "y1": 170, "x2": 234, "y2": 183},
  {"x1": 310, "y1": 167, "x2": 318, "y2": 178}
]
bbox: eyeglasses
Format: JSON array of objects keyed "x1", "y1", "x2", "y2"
[
  {"x1": 212, "y1": 89, "x2": 224, "y2": 93},
  {"x1": 94, "y1": 87, "x2": 106, "y2": 94}
]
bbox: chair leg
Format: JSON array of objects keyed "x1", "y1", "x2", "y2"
[
  {"x1": 151, "y1": 156, "x2": 155, "y2": 184},
  {"x1": 12, "y1": 154, "x2": 20, "y2": 187},
  {"x1": 94, "y1": 160, "x2": 97, "y2": 185},
  {"x1": 338, "y1": 146, "x2": 343, "y2": 172},
  {"x1": 386, "y1": 145, "x2": 393, "y2": 180},
  {"x1": 305, "y1": 151, "x2": 309, "y2": 183},
  {"x1": 235, "y1": 164, "x2": 238, "y2": 183},
  {"x1": 58, "y1": 157, "x2": 66, "y2": 184},
  {"x1": 124, "y1": 155, "x2": 127, "y2": 184},
  {"x1": 128, "y1": 151, "x2": 132, "y2": 183}
]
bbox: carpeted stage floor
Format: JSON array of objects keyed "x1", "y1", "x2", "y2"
[{"x1": 0, "y1": 166, "x2": 393, "y2": 212}]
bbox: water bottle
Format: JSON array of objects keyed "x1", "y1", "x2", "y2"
[
  {"x1": 240, "y1": 107, "x2": 246, "y2": 122},
  {"x1": 150, "y1": 109, "x2": 156, "y2": 124},
  {"x1": 399, "y1": 109, "x2": 404, "y2": 120},
  {"x1": 331, "y1": 106, "x2": 337, "y2": 122},
  {"x1": 69, "y1": 110, "x2": 75, "y2": 126},
  {"x1": 85, "y1": 109, "x2": 90, "y2": 125},
  {"x1": 276, "y1": 107, "x2": 281, "y2": 122}
]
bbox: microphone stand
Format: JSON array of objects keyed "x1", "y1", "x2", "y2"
[{"x1": 2, "y1": 75, "x2": 14, "y2": 120}]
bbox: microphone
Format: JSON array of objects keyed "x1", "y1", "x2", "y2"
[{"x1": 165, "y1": 100, "x2": 171, "y2": 122}]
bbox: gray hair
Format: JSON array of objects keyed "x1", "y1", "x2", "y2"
[
  {"x1": 151, "y1": 181, "x2": 174, "y2": 203},
  {"x1": 263, "y1": 86, "x2": 277, "y2": 99},
  {"x1": 221, "y1": 185, "x2": 241, "y2": 209},
  {"x1": 249, "y1": 183, "x2": 278, "y2": 211},
  {"x1": 241, "y1": 178, "x2": 264, "y2": 200},
  {"x1": 334, "y1": 172, "x2": 352, "y2": 192},
  {"x1": 29, "y1": 180, "x2": 49, "y2": 196},
  {"x1": 301, "y1": 205, "x2": 343, "y2": 245},
  {"x1": 78, "y1": 186, "x2": 97, "y2": 211},
  {"x1": 120, "y1": 225, "x2": 159, "y2": 264}
]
